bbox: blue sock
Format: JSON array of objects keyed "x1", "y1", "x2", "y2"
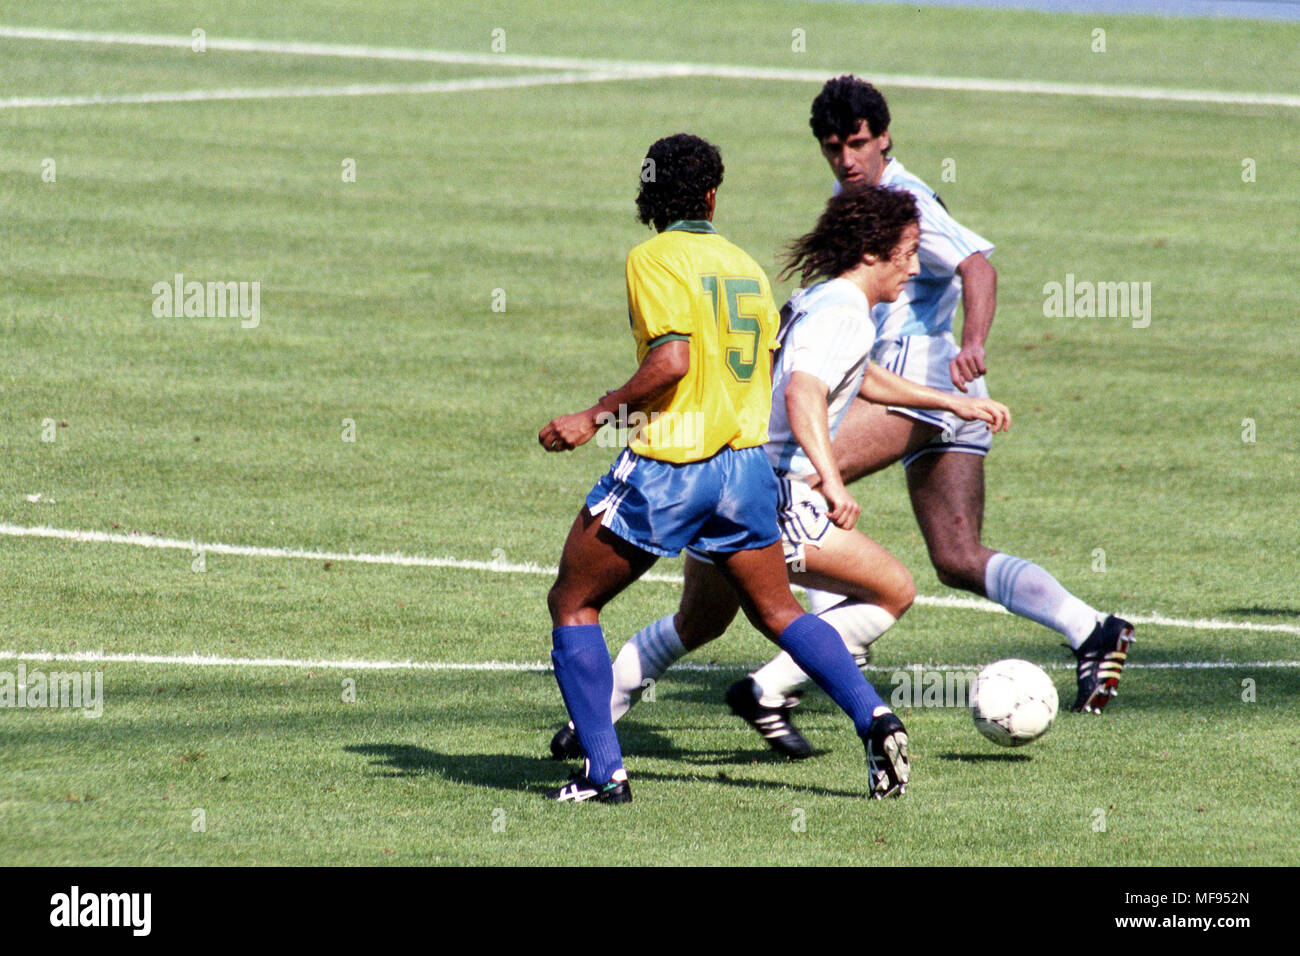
[
  {"x1": 778, "y1": 613, "x2": 884, "y2": 739},
  {"x1": 551, "y1": 625, "x2": 624, "y2": 784}
]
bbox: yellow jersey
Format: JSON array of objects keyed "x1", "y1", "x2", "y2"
[{"x1": 623, "y1": 220, "x2": 780, "y2": 463}]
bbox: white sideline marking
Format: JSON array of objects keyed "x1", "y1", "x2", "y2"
[
  {"x1": 0, "y1": 649, "x2": 554, "y2": 672},
  {"x1": 0, "y1": 70, "x2": 664, "y2": 110},
  {"x1": 2, "y1": 24, "x2": 1298, "y2": 109},
  {"x1": 3, "y1": 522, "x2": 1300, "y2": 637},
  {"x1": 0, "y1": 649, "x2": 1295, "y2": 673}
]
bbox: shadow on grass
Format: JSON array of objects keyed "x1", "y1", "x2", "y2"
[
  {"x1": 612, "y1": 666, "x2": 855, "y2": 720},
  {"x1": 671, "y1": 745, "x2": 833, "y2": 765},
  {"x1": 609, "y1": 721, "x2": 831, "y2": 765},
  {"x1": 344, "y1": 743, "x2": 858, "y2": 797},
  {"x1": 1221, "y1": 606, "x2": 1300, "y2": 619},
  {"x1": 346, "y1": 743, "x2": 557, "y2": 790},
  {"x1": 629, "y1": 767, "x2": 865, "y2": 799},
  {"x1": 935, "y1": 752, "x2": 1033, "y2": 763}
]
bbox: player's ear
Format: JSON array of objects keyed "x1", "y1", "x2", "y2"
[
  {"x1": 704, "y1": 189, "x2": 717, "y2": 219},
  {"x1": 880, "y1": 129, "x2": 892, "y2": 153}
]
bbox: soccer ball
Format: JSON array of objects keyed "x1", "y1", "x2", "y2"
[{"x1": 970, "y1": 659, "x2": 1059, "y2": 747}]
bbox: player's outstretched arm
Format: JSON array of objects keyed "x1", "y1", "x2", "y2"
[
  {"x1": 859, "y1": 363, "x2": 1010, "y2": 432},
  {"x1": 951, "y1": 251, "x2": 996, "y2": 391},
  {"x1": 786, "y1": 371, "x2": 859, "y2": 529},
  {"x1": 539, "y1": 339, "x2": 689, "y2": 452}
]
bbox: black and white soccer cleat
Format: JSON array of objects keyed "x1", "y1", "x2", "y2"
[
  {"x1": 546, "y1": 770, "x2": 632, "y2": 804},
  {"x1": 1071, "y1": 615, "x2": 1135, "y2": 714},
  {"x1": 725, "y1": 676, "x2": 813, "y2": 760},
  {"x1": 865, "y1": 710, "x2": 909, "y2": 799}
]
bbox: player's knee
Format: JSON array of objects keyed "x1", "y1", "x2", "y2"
[
  {"x1": 751, "y1": 603, "x2": 803, "y2": 643},
  {"x1": 890, "y1": 568, "x2": 917, "y2": 618},
  {"x1": 931, "y1": 550, "x2": 982, "y2": 592},
  {"x1": 674, "y1": 610, "x2": 728, "y2": 651},
  {"x1": 545, "y1": 583, "x2": 568, "y2": 624},
  {"x1": 547, "y1": 581, "x2": 592, "y2": 627},
  {"x1": 833, "y1": 445, "x2": 867, "y2": 483}
]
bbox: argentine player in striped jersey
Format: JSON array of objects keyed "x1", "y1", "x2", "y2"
[
  {"x1": 794, "y1": 76, "x2": 1134, "y2": 723},
  {"x1": 540, "y1": 135, "x2": 915, "y2": 802},
  {"x1": 551, "y1": 185, "x2": 1009, "y2": 766}
]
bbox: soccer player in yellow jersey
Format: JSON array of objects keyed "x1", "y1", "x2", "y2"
[
  {"x1": 549, "y1": 186, "x2": 1009, "y2": 765},
  {"x1": 540, "y1": 135, "x2": 909, "y2": 803}
]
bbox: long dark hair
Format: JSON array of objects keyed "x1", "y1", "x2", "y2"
[{"x1": 780, "y1": 185, "x2": 918, "y2": 284}]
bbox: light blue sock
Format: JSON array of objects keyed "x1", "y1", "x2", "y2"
[{"x1": 984, "y1": 553, "x2": 1101, "y2": 649}]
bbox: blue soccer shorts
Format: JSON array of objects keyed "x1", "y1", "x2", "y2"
[{"x1": 585, "y1": 445, "x2": 781, "y2": 558}]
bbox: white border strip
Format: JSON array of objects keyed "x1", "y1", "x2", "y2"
[
  {"x1": 2, "y1": 25, "x2": 1297, "y2": 108},
  {"x1": 0, "y1": 649, "x2": 1294, "y2": 672},
  {"x1": 3, "y1": 522, "x2": 1299, "y2": 637}
]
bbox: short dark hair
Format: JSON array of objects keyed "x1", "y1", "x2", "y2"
[
  {"x1": 810, "y1": 75, "x2": 891, "y2": 148},
  {"x1": 635, "y1": 134, "x2": 724, "y2": 232},
  {"x1": 780, "y1": 184, "x2": 918, "y2": 284}
]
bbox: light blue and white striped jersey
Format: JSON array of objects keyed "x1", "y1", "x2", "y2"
[
  {"x1": 765, "y1": 278, "x2": 882, "y2": 477},
  {"x1": 834, "y1": 157, "x2": 993, "y2": 340}
]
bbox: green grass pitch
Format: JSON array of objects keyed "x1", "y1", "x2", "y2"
[{"x1": 1, "y1": 0, "x2": 1298, "y2": 866}]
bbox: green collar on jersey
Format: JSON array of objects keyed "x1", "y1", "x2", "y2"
[{"x1": 664, "y1": 219, "x2": 717, "y2": 234}]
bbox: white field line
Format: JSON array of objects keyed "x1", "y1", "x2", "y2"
[
  {"x1": 2, "y1": 24, "x2": 1298, "y2": 109},
  {"x1": 0, "y1": 649, "x2": 1295, "y2": 673},
  {"x1": 0, "y1": 69, "x2": 667, "y2": 110},
  {"x1": 4, "y1": 522, "x2": 1300, "y2": 638}
]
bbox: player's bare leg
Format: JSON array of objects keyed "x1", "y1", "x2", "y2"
[
  {"x1": 905, "y1": 450, "x2": 1134, "y2": 713},
  {"x1": 832, "y1": 398, "x2": 940, "y2": 483},
  {"x1": 716, "y1": 541, "x2": 906, "y2": 794},
  {"x1": 791, "y1": 527, "x2": 916, "y2": 620},
  {"x1": 711, "y1": 542, "x2": 803, "y2": 640},
  {"x1": 549, "y1": 550, "x2": 741, "y2": 760},
  {"x1": 740, "y1": 526, "x2": 915, "y2": 757},
  {"x1": 546, "y1": 508, "x2": 657, "y2": 794},
  {"x1": 547, "y1": 509, "x2": 658, "y2": 627},
  {"x1": 603, "y1": 556, "x2": 737, "y2": 728},
  {"x1": 676, "y1": 555, "x2": 741, "y2": 651},
  {"x1": 904, "y1": 450, "x2": 994, "y2": 594}
]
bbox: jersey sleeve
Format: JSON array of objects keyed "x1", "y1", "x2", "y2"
[
  {"x1": 625, "y1": 246, "x2": 696, "y2": 345},
  {"x1": 784, "y1": 306, "x2": 874, "y2": 391},
  {"x1": 915, "y1": 191, "x2": 995, "y2": 276}
]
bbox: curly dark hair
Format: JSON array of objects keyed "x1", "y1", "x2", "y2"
[
  {"x1": 779, "y1": 185, "x2": 918, "y2": 284},
  {"x1": 809, "y1": 75, "x2": 891, "y2": 148},
  {"x1": 635, "y1": 134, "x2": 724, "y2": 232}
]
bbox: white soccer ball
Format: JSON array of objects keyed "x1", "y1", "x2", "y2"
[{"x1": 970, "y1": 658, "x2": 1059, "y2": 747}]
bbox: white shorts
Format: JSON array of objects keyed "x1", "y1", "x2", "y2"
[
  {"x1": 775, "y1": 476, "x2": 833, "y2": 567},
  {"x1": 871, "y1": 332, "x2": 994, "y2": 468}
]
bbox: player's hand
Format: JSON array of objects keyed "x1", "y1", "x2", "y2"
[
  {"x1": 949, "y1": 344, "x2": 987, "y2": 392},
  {"x1": 951, "y1": 396, "x2": 1011, "y2": 433},
  {"x1": 539, "y1": 407, "x2": 603, "y2": 452},
  {"x1": 821, "y1": 481, "x2": 861, "y2": 530}
]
